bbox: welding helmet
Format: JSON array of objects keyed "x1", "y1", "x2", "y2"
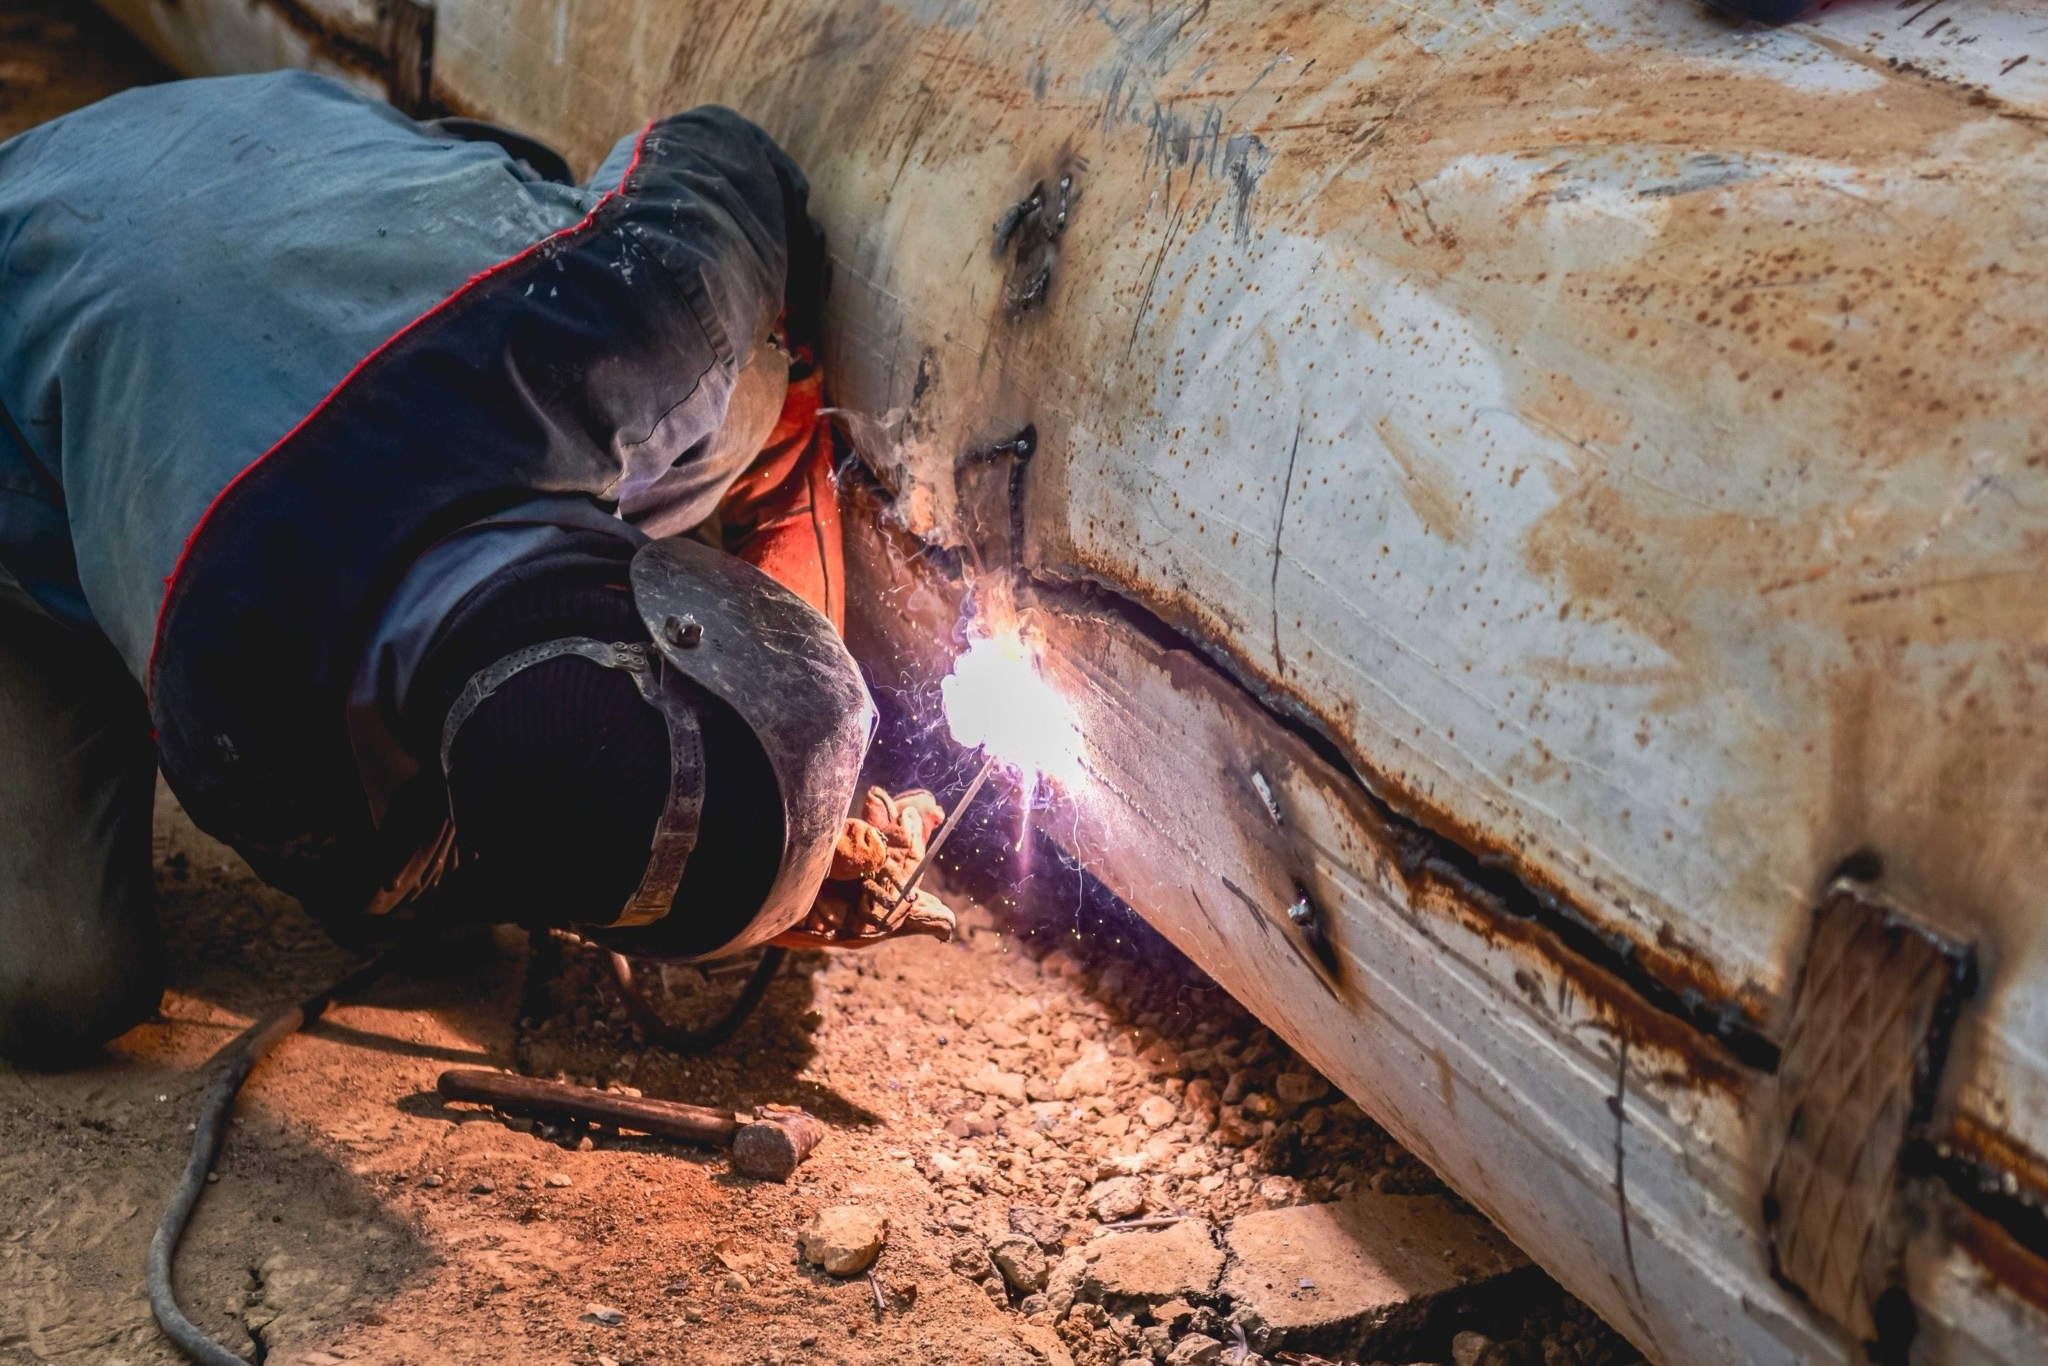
[{"x1": 438, "y1": 536, "x2": 874, "y2": 958}]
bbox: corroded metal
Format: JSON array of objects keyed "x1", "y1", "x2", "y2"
[{"x1": 95, "y1": 2, "x2": 2048, "y2": 1361}]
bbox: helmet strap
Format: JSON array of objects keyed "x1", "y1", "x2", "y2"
[{"x1": 439, "y1": 636, "x2": 703, "y2": 927}]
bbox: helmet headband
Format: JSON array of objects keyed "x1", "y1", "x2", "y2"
[{"x1": 440, "y1": 636, "x2": 704, "y2": 928}]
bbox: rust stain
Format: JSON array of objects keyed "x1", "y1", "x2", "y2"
[
  {"x1": 1950, "y1": 1205, "x2": 2048, "y2": 1315},
  {"x1": 1950, "y1": 1113, "x2": 2048, "y2": 1213},
  {"x1": 1404, "y1": 856, "x2": 1757, "y2": 1094},
  {"x1": 1376, "y1": 414, "x2": 1472, "y2": 545},
  {"x1": 1520, "y1": 373, "x2": 1631, "y2": 452}
]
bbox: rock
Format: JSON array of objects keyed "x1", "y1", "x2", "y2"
[
  {"x1": 1165, "y1": 1335, "x2": 1222, "y2": 1366},
  {"x1": 1239, "y1": 1092, "x2": 1281, "y2": 1121},
  {"x1": 545, "y1": 1172, "x2": 572, "y2": 1188},
  {"x1": 1453, "y1": 1331, "x2": 1504, "y2": 1366},
  {"x1": 1213, "y1": 1111, "x2": 1258, "y2": 1148},
  {"x1": 578, "y1": 1304, "x2": 625, "y2": 1327},
  {"x1": 1045, "y1": 1249, "x2": 1092, "y2": 1316},
  {"x1": 1057, "y1": 1044, "x2": 1114, "y2": 1099},
  {"x1": 1019, "y1": 1293, "x2": 1051, "y2": 1316},
  {"x1": 1136, "y1": 1096, "x2": 1178, "y2": 1130},
  {"x1": 1273, "y1": 1073, "x2": 1330, "y2": 1107},
  {"x1": 1010, "y1": 1203, "x2": 1065, "y2": 1251},
  {"x1": 469, "y1": 1179, "x2": 495, "y2": 1195},
  {"x1": 990, "y1": 1233, "x2": 1051, "y2": 1294},
  {"x1": 1218, "y1": 1195, "x2": 1527, "y2": 1354},
  {"x1": 1137, "y1": 1040, "x2": 1182, "y2": 1076},
  {"x1": 1083, "y1": 1221, "x2": 1226, "y2": 1305},
  {"x1": 1068, "y1": 1302, "x2": 1110, "y2": 1329},
  {"x1": 1088, "y1": 1176, "x2": 1148, "y2": 1222},
  {"x1": 952, "y1": 1241, "x2": 997, "y2": 1280},
  {"x1": 1183, "y1": 1078, "x2": 1220, "y2": 1116},
  {"x1": 983, "y1": 1019, "x2": 1032, "y2": 1049},
  {"x1": 419, "y1": 1173, "x2": 444, "y2": 1188},
  {"x1": 798, "y1": 1206, "x2": 888, "y2": 1276},
  {"x1": 967, "y1": 1064, "x2": 1031, "y2": 1105},
  {"x1": 1014, "y1": 1322, "x2": 1081, "y2": 1366},
  {"x1": 1227, "y1": 1307, "x2": 1278, "y2": 1354},
  {"x1": 1040, "y1": 949, "x2": 1082, "y2": 978},
  {"x1": 1255, "y1": 1176, "x2": 1301, "y2": 1208}
]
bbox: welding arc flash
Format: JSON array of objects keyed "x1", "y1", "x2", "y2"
[{"x1": 940, "y1": 630, "x2": 1081, "y2": 800}]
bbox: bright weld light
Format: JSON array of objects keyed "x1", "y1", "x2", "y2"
[{"x1": 940, "y1": 628, "x2": 1082, "y2": 802}]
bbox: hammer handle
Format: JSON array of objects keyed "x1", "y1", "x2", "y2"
[{"x1": 437, "y1": 1069, "x2": 739, "y2": 1146}]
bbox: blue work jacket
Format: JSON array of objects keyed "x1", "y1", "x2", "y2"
[{"x1": 0, "y1": 72, "x2": 805, "y2": 906}]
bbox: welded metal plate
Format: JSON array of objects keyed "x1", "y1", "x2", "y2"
[{"x1": 1767, "y1": 886, "x2": 1974, "y2": 1347}]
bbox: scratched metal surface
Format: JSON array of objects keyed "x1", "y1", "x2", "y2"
[{"x1": 96, "y1": 0, "x2": 2048, "y2": 1359}]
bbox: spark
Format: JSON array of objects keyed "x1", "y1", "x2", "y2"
[{"x1": 939, "y1": 626, "x2": 1083, "y2": 814}]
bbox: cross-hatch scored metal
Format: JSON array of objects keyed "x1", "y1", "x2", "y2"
[{"x1": 1766, "y1": 885, "x2": 1974, "y2": 1348}]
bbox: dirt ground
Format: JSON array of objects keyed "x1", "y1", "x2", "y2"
[
  {"x1": 0, "y1": 7, "x2": 1644, "y2": 1366},
  {"x1": 4, "y1": 777, "x2": 1638, "y2": 1366}
]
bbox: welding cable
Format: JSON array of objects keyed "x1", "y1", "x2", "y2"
[
  {"x1": 607, "y1": 948, "x2": 786, "y2": 1054},
  {"x1": 147, "y1": 950, "x2": 400, "y2": 1366}
]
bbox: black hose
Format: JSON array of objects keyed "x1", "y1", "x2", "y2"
[
  {"x1": 608, "y1": 947, "x2": 786, "y2": 1054},
  {"x1": 147, "y1": 952, "x2": 398, "y2": 1366}
]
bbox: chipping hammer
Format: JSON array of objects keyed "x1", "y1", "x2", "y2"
[{"x1": 436, "y1": 1069, "x2": 825, "y2": 1181}]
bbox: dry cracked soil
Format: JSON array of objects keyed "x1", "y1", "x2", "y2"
[{"x1": 1, "y1": 7, "x2": 1646, "y2": 1365}]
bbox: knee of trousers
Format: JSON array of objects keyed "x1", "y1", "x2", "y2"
[{"x1": 0, "y1": 924, "x2": 164, "y2": 1069}]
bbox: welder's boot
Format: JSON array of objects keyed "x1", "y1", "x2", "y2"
[{"x1": 0, "y1": 568, "x2": 162, "y2": 1068}]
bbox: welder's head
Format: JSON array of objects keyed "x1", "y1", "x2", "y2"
[{"x1": 435, "y1": 537, "x2": 875, "y2": 959}]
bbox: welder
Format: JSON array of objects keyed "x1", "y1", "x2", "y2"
[{"x1": 0, "y1": 72, "x2": 943, "y2": 1067}]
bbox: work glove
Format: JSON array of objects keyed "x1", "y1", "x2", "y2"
[{"x1": 769, "y1": 785, "x2": 959, "y2": 949}]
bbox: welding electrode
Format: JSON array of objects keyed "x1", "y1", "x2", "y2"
[{"x1": 885, "y1": 752, "x2": 998, "y2": 910}]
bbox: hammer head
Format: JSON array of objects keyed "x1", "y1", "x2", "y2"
[{"x1": 729, "y1": 1106, "x2": 826, "y2": 1182}]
